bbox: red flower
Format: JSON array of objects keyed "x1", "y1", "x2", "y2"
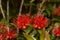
[
  {"x1": 52, "y1": 10, "x2": 57, "y2": 16},
  {"x1": 57, "y1": 6, "x2": 60, "y2": 13},
  {"x1": 52, "y1": 27, "x2": 60, "y2": 36},
  {"x1": 0, "y1": 23, "x2": 7, "y2": 40},
  {"x1": 51, "y1": 6, "x2": 60, "y2": 16},
  {"x1": 0, "y1": 23, "x2": 7, "y2": 33},
  {"x1": 0, "y1": 32, "x2": 5, "y2": 40},
  {"x1": 16, "y1": 14, "x2": 32, "y2": 29},
  {"x1": 6, "y1": 28, "x2": 16, "y2": 39},
  {"x1": 33, "y1": 15, "x2": 49, "y2": 29},
  {"x1": 0, "y1": 22, "x2": 16, "y2": 39},
  {"x1": 57, "y1": 6, "x2": 60, "y2": 16}
]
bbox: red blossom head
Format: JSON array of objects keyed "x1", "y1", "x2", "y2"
[
  {"x1": 0, "y1": 32, "x2": 5, "y2": 40},
  {"x1": 51, "y1": 6, "x2": 60, "y2": 16},
  {"x1": 52, "y1": 10, "x2": 57, "y2": 16},
  {"x1": 33, "y1": 15, "x2": 49, "y2": 29},
  {"x1": 0, "y1": 22, "x2": 8, "y2": 40},
  {"x1": 57, "y1": 6, "x2": 60, "y2": 13},
  {"x1": 52, "y1": 27, "x2": 60, "y2": 36},
  {"x1": 52, "y1": 23, "x2": 60, "y2": 36},
  {"x1": 0, "y1": 22, "x2": 17, "y2": 39},
  {"x1": 16, "y1": 14, "x2": 32, "y2": 29},
  {"x1": 6, "y1": 28, "x2": 16, "y2": 39},
  {"x1": 56, "y1": 6, "x2": 60, "y2": 16}
]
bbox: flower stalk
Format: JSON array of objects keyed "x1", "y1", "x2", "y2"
[
  {"x1": 0, "y1": 0, "x2": 6, "y2": 19},
  {"x1": 7, "y1": 0, "x2": 9, "y2": 40}
]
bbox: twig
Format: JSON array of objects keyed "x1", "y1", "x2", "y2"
[
  {"x1": 17, "y1": 28, "x2": 19, "y2": 40},
  {"x1": 29, "y1": 5, "x2": 32, "y2": 14},
  {"x1": 40, "y1": 7, "x2": 45, "y2": 14},
  {"x1": 37, "y1": 0, "x2": 45, "y2": 14},
  {"x1": 17, "y1": 0, "x2": 24, "y2": 40},
  {"x1": 7, "y1": 0, "x2": 9, "y2": 23},
  {"x1": 19, "y1": 0, "x2": 24, "y2": 15},
  {"x1": 7, "y1": 0, "x2": 9, "y2": 40},
  {"x1": 53, "y1": 3, "x2": 56, "y2": 9},
  {"x1": 0, "y1": 0, "x2": 5, "y2": 19},
  {"x1": 40, "y1": 0, "x2": 45, "y2": 9},
  {"x1": 29, "y1": 0, "x2": 33, "y2": 14}
]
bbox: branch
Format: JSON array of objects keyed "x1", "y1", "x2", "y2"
[
  {"x1": 40, "y1": 7, "x2": 45, "y2": 14},
  {"x1": 37, "y1": 0, "x2": 45, "y2": 14},
  {"x1": 29, "y1": 5, "x2": 32, "y2": 14},
  {"x1": 0, "y1": 0, "x2": 5, "y2": 19},
  {"x1": 7, "y1": 0, "x2": 9, "y2": 36},
  {"x1": 7, "y1": 0, "x2": 9, "y2": 23},
  {"x1": 19, "y1": 0, "x2": 24, "y2": 15},
  {"x1": 17, "y1": 0, "x2": 24, "y2": 40},
  {"x1": 40, "y1": 0, "x2": 45, "y2": 9}
]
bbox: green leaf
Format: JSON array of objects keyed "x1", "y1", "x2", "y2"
[
  {"x1": 30, "y1": 0, "x2": 34, "y2": 3},
  {"x1": 30, "y1": 30, "x2": 37, "y2": 36},
  {"x1": 44, "y1": 31, "x2": 51, "y2": 40},
  {"x1": 0, "y1": 18, "x2": 7, "y2": 24},
  {"x1": 38, "y1": 29, "x2": 50, "y2": 40},
  {"x1": 51, "y1": 18, "x2": 60, "y2": 22},
  {"x1": 23, "y1": 33, "x2": 34, "y2": 40},
  {"x1": 51, "y1": 34, "x2": 56, "y2": 40},
  {"x1": 18, "y1": 34, "x2": 26, "y2": 40},
  {"x1": 38, "y1": 30, "x2": 45, "y2": 40},
  {"x1": 45, "y1": 8, "x2": 51, "y2": 17},
  {"x1": 48, "y1": 4, "x2": 54, "y2": 10},
  {"x1": 24, "y1": 26, "x2": 33, "y2": 34},
  {"x1": 50, "y1": 0, "x2": 60, "y2": 2}
]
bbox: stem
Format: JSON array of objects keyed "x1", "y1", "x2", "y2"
[
  {"x1": 53, "y1": 3, "x2": 56, "y2": 9},
  {"x1": 37, "y1": 0, "x2": 45, "y2": 15},
  {"x1": 43, "y1": 28, "x2": 45, "y2": 40},
  {"x1": 7, "y1": 0, "x2": 9, "y2": 40},
  {"x1": 7, "y1": 0, "x2": 9, "y2": 23},
  {"x1": 29, "y1": 5, "x2": 32, "y2": 14},
  {"x1": 19, "y1": 0, "x2": 24, "y2": 15},
  {"x1": 17, "y1": 0, "x2": 24, "y2": 40},
  {"x1": 44, "y1": 28, "x2": 50, "y2": 40},
  {"x1": 0, "y1": 0, "x2": 5, "y2": 19},
  {"x1": 17, "y1": 28, "x2": 19, "y2": 40},
  {"x1": 40, "y1": 0, "x2": 45, "y2": 9},
  {"x1": 40, "y1": 7, "x2": 45, "y2": 14}
]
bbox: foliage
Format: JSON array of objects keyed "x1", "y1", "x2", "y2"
[{"x1": 0, "y1": 0, "x2": 60, "y2": 40}]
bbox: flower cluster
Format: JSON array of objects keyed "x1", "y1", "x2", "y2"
[
  {"x1": 52, "y1": 23, "x2": 60, "y2": 36},
  {"x1": 16, "y1": 14, "x2": 49, "y2": 29},
  {"x1": 16, "y1": 14, "x2": 32, "y2": 29},
  {"x1": 52, "y1": 27, "x2": 60, "y2": 36},
  {"x1": 33, "y1": 15, "x2": 49, "y2": 29},
  {"x1": 0, "y1": 32, "x2": 5, "y2": 40},
  {"x1": 57, "y1": 6, "x2": 60, "y2": 13},
  {"x1": 7, "y1": 28, "x2": 16, "y2": 39},
  {"x1": 0, "y1": 23, "x2": 16, "y2": 39},
  {"x1": 52, "y1": 6, "x2": 60, "y2": 16}
]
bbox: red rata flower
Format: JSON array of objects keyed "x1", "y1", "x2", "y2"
[
  {"x1": 0, "y1": 32, "x2": 5, "y2": 40},
  {"x1": 57, "y1": 6, "x2": 60, "y2": 13},
  {"x1": 33, "y1": 15, "x2": 49, "y2": 29},
  {"x1": 6, "y1": 28, "x2": 16, "y2": 39},
  {"x1": 0, "y1": 22, "x2": 16, "y2": 39},
  {"x1": 16, "y1": 14, "x2": 32, "y2": 29},
  {"x1": 52, "y1": 27, "x2": 60, "y2": 36},
  {"x1": 0, "y1": 23, "x2": 7, "y2": 40},
  {"x1": 56, "y1": 6, "x2": 60, "y2": 16},
  {"x1": 52, "y1": 10, "x2": 57, "y2": 16},
  {"x1": 51, "y1": 6, "x2": 60, "y2": 16}
]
